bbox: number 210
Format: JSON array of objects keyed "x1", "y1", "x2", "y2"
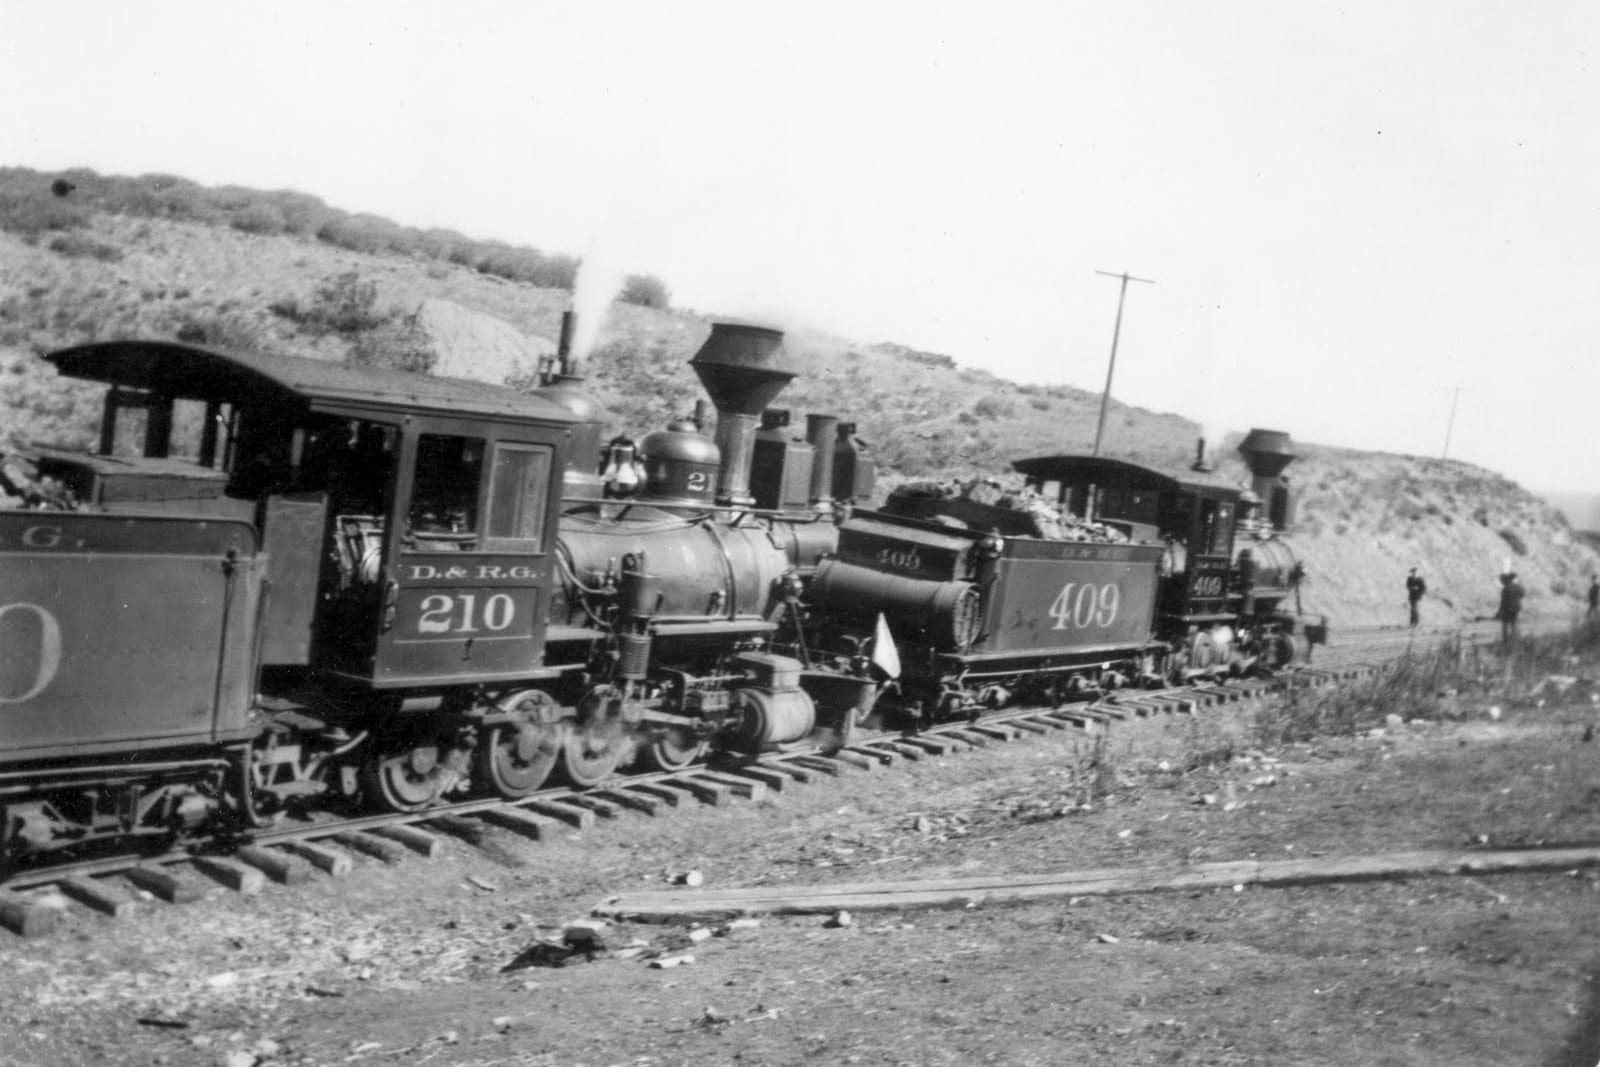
[
  {"x1": 1048, "y1": 582, "x2": 1120, "y2": 630},
  {"x1": 418, "y1": 593, "x2": 516, "y2": 634}
]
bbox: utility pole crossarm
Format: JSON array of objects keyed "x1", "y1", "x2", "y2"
[{"x1": 1092, "y1": 270, "x2": 1157, "y2": 457}]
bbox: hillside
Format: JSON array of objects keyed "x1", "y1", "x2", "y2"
[{"x1": 2, "y1": 167, "x2": 1596, "y2": 628}]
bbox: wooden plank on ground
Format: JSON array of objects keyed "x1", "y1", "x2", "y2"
[{"x1": 595, "y1": 846, "x2": 1600, "y2": 922}]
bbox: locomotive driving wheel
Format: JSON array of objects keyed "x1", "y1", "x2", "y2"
[
  {"x1": 363, "y1": 745, "x2": 454, "y2": 813},
  {"x1": 476, "y1": 692, "x2": 563, "y2": 798},
  {"x1": 561, "y1": 685, "x2": 633, "y2": 786}
]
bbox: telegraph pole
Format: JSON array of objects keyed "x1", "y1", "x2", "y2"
[
  {"x1": 1442, "y1": 385, "x2": 1467, "y2": 459},
  {"x1": 1092, "y1": 270, "x2": 1156, "y2": 456}
]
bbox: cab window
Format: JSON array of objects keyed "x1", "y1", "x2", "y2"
[
  {"x1": 408, "y1": 433, "x2": 484, "y2": 547},
  {"x1": 1197, "y1": 498, "x2": 1234, "y2": 555},
  {"x1": 485, "y1": 443, "x2": 553, "y2": 548}
]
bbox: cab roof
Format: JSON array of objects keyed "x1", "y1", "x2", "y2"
[
  {"x1": 1012, "y1": 454, "x2": 1240, "y2": 499},
  {"x1": 47, "y1": 340, "x2": 577, "y2": 425}
]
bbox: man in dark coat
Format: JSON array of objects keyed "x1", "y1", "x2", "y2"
[
  {"x1": 1588, "y1": 576, "x2": 1598, "y2": 619},
  {"x1": 1405, "y1": 568, "x2": 1426, "y2": 627},
  {"x1": 1499, "y1": 572, "x2": 1525, "y2": 644}
]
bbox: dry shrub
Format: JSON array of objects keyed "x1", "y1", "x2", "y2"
[
  {"x1": 1256, "y1": 624, "x2": 1600, "y2": 748},
  {"x1": 46, "y1": 233, "x2": 123, "y2": 262}
]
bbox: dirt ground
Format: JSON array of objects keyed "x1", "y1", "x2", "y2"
[{"x1": 5, "y1": 658, "x2": 1600, "y2": 1067}]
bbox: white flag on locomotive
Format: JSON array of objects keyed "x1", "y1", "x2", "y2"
[{"x1": 869, "y1": 612, "x2": 901, "y2": 680}]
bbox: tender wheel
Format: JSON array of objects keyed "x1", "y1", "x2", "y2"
[
  {"x1": 363, "y1": 746, "x2": 452, "y2": 813},
  {"x1": 561, "y1": 686, "x2": 631, "y2": 786},
  {"x1": 640, "y1": 727, "x2": 705, "y2": 773},
  {"x1": 478, "y1": 722, "x2": 561, "y2": 797}
]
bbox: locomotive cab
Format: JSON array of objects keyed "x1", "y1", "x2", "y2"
[{"x1": 43, "y1": 341, "x2": 578, "y2": 689}]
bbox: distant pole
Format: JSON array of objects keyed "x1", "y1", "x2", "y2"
[
  {"x1": 1092, "y1": 270, "x2": 1156, "y2": 456},
  {"x1": 1442, "y1": 385, "x2": 1467, "y2": 459}
]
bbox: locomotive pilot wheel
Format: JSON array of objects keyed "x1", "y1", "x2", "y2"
[
  {"x1": 476, "y1": 693, "x2": 563, "y2": 798},
  {"x1": 561, "y1": 685, "x2": 634, "y2": 786},
  {"x1": 640, "y1": 727, "x2": 706, "y2": 773}
]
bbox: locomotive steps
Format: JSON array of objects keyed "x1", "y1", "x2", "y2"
[{"x1": 0, "y1": 666, "x2": 1375, "y2": 939}]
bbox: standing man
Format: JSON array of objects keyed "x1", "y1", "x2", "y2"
[
  {"x1": 1499, "y1": 572, "x2": 1525, "y2": 644},
  {"x1": 1405, "y1": 568, "x2": 1426, "y2": 628},
  {"x1": 1587, "y1": 575, "x2": 1598, "y2": 619}
]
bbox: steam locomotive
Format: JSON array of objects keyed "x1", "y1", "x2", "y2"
[
  {"x1": 808, "y1": 433, "x2": 1305, "y2": 725},
  {"x1": 0, "y1": 320, "x2": 1303, "y2": 873}
]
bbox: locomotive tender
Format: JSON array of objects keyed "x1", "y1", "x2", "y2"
[{"x1": 0, "y1": 318, "x2": 1303, "y2": 874}]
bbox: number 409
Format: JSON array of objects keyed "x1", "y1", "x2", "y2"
[{"x1": 1048, "y1": 582, "x2": 1120, "y2": 630}]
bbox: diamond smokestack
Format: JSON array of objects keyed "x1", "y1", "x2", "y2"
[
  {"x1": 689, "y1": 323, "x2": 796, "y2": 508},
  {"x1": 1237, "y1": 428, "x2": 1296, "y2": 529}
]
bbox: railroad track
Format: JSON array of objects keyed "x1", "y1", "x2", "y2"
[{"x1": 0, "y1": 663, "x2": 1380, "y2": 938}]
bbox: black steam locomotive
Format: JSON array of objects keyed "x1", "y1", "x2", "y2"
[{"x1": 0, "y1": 321, "x2": 1303, "y2": 873}]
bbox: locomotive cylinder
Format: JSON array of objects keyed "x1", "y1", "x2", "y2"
[{"x1": 733, "y1": 686, "x2": 817, "y2": 746}]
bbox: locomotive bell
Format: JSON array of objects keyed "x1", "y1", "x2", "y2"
[{"x1": 689, "y1": 323, "x2": 797, "y2": 508}]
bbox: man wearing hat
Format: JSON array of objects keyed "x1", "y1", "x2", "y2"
[
  {"x1": 1498, "y1": 572, "x2": 1525, "y2": 644},
  {"x1": 1405, "y1": 568, "x2": 1426, "y2": 628}
]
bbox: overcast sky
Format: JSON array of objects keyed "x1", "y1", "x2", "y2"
[{"x1": 4, "y1": 1, "x2": 1598, "y2": 492}]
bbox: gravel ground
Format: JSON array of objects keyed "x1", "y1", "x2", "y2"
[{"x1": 5, "y1": 635, "x2": 1600, "y2": 1066}]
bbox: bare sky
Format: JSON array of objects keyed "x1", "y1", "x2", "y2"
[{"x1": 4, "y1": 1, "x2": 1598, "y2": 491}]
